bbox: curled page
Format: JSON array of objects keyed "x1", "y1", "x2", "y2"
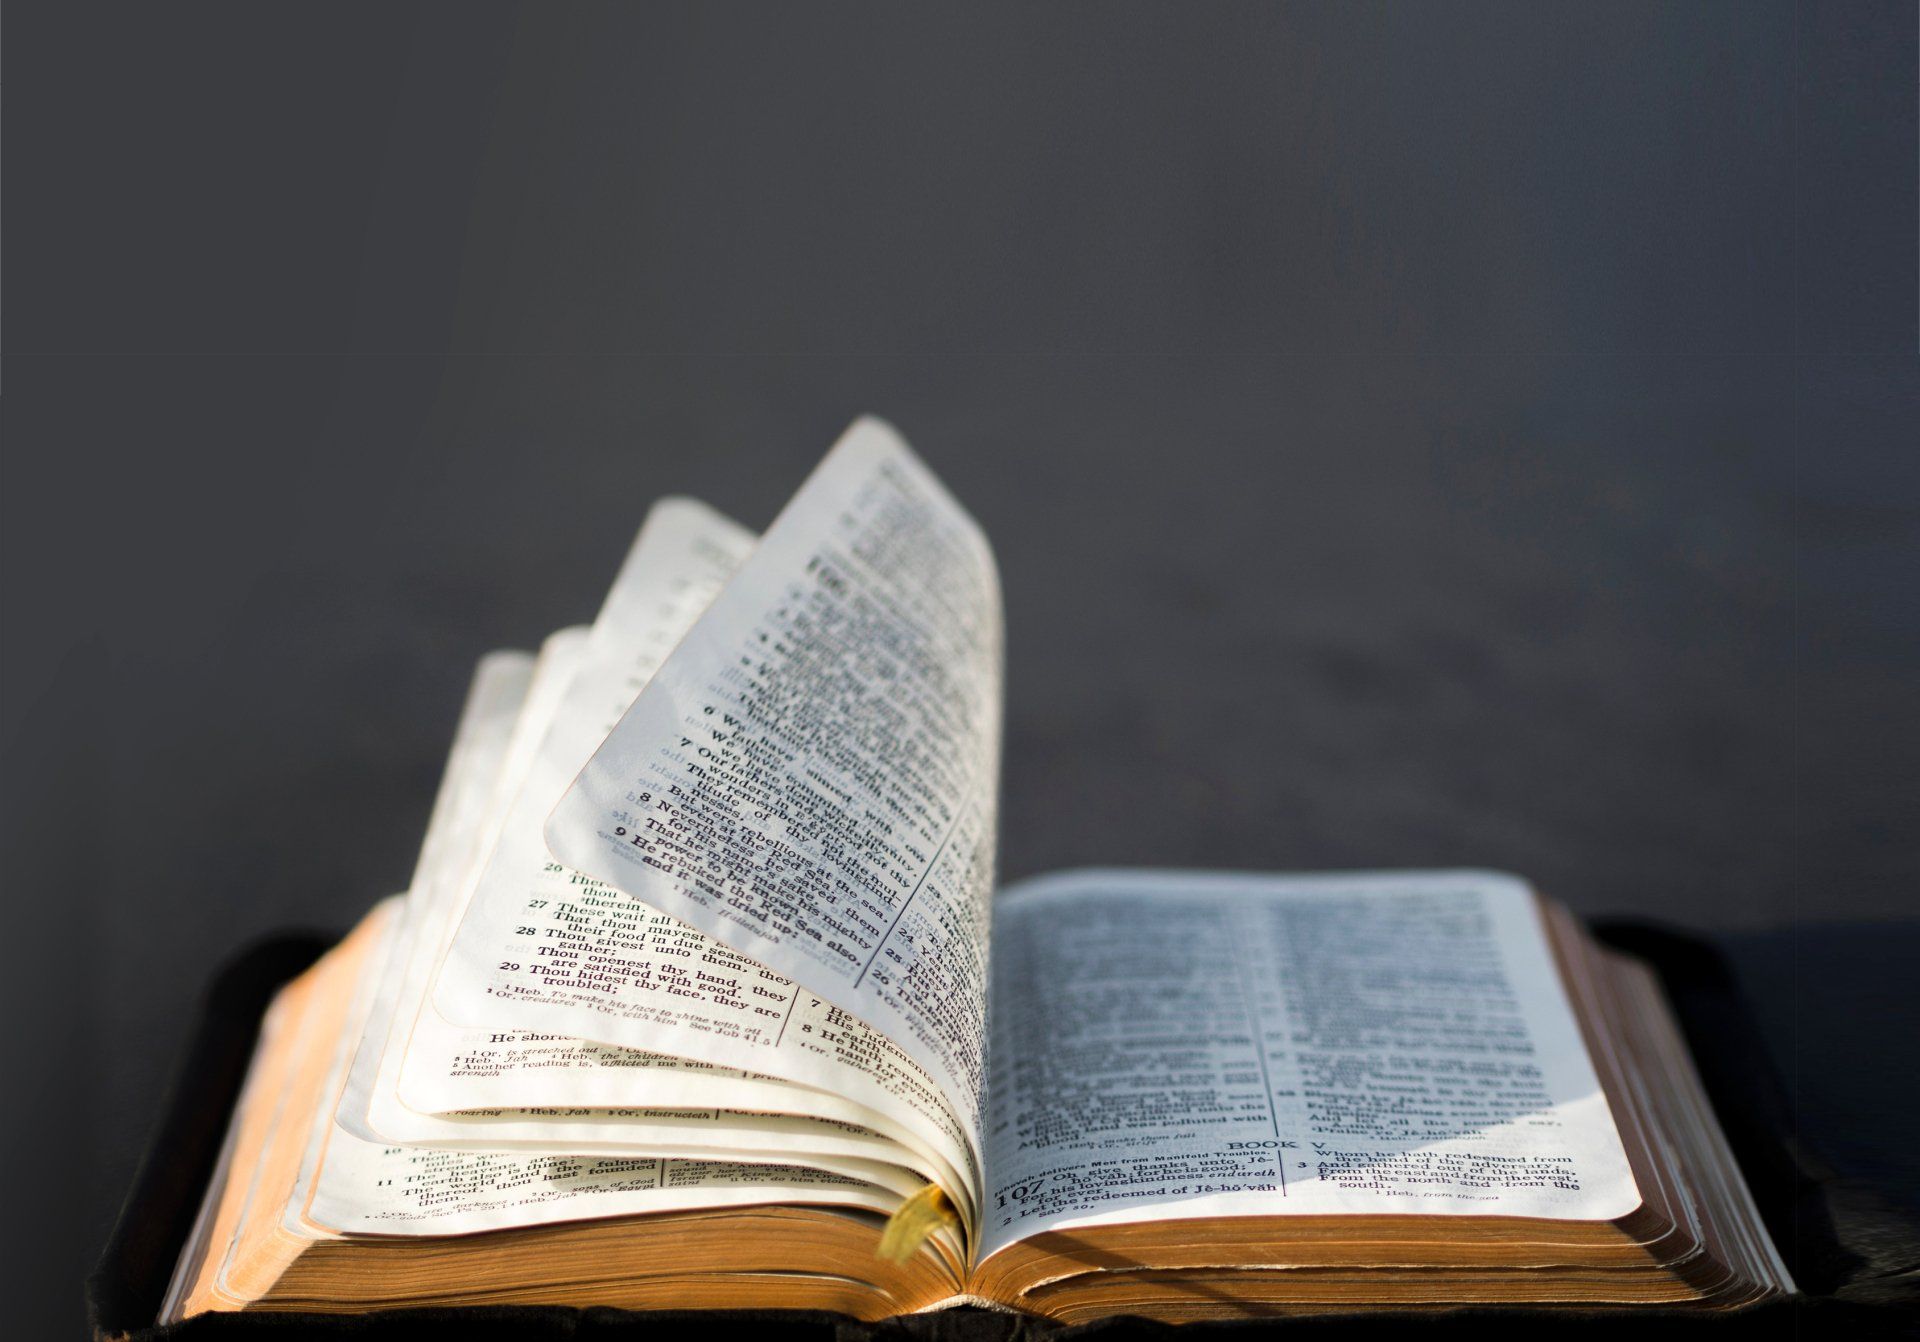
[
  {"x1": 428, "y1": 484, "x2": 979, "y2": 1194},
  {"x1": 303, "y1": 912, "x2": 916, "y2": 1241},
  {"x1": 544, "y1": 419, "x2": 1004, "y2": 1127}
]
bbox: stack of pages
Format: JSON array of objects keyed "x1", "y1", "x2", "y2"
[{"x1": 165, "y1": 420, "x2": 1792, "y2": 1323}]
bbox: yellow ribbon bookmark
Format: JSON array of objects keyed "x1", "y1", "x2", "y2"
[{"x1": 877, "y1": 1183, "x2": 958, "y2": 1264}]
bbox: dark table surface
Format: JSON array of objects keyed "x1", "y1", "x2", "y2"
[{"x1": 4, "y1": 4, "x2": 1915, "y2": 1336}]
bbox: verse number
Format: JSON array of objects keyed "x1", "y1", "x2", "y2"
[
  {"x1": 499, "y1": 961, "x2": 521, "y2": 972},
  {"x1": 994, "y1": 1177, "x2": 1045, "y2": 1209}
]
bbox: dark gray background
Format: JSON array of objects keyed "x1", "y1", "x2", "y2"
[{"x1": 3, "y1": 3, "x2": 1915, "y2": 1335}]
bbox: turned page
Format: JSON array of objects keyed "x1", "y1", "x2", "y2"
[
  {"x1": 307, "y1": 912, "x2": 919, "y2": 1243},
  {"x1": 979, "y1": 870, "x2": 1641, "y2": 1261},
  {"x1": 522, "y1": 419, "x2": 1003, "y2": 1138},
  {"x1": 419, "y1": 499, "x2": 973, "y2": 1195},
  {"x1": 341, "y1": 634, "x2": 915, "y2": 1182}
]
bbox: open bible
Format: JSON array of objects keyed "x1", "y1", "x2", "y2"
[{"x1": 164, "y1": 419, "x2": 1791, "y2": 1323}]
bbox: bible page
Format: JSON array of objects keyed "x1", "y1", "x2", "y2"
[
  {"x1": 301, "y1": 908, "x2": 919, "y2": 1239},
  {"x1": 419, "y1": 494, "x2": 975, "y2": 1198},
  {"x1": 538, "y1": 419, "x2": 1004, "y2": 1142},
  {"x1": 359, "y1": 590, "x2": 860, "y2": 1140},
  {"x1": 361, "y1": 511, "x2": 896, "y2": 1140},
  {"x1": 979, "y1": 869, "x2": 1641, "y2": 1261}
]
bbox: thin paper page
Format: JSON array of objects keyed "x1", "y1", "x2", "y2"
[
  {"x1": 543, "y1": 419, "x2": 1004, "y2": 1129},
  {"x1": 309, "y1": 1147, "x2": 908, "y2": 1238},
  {"x1": 302, "y1": 911, "x2": 916, "y2": 1239},
  {"x1": 389, "y1": 503, "x2": 780, "y2": 1118},
  {"x1": 422, "y1": 494, "x2": 978, "y2": 1194},
  {"x1": 366, "y1": 1105, "x2": 914, "y2": 1169},
  {"x1": 979, "y1": 870, "x2": 1642, "y2": 1261}
]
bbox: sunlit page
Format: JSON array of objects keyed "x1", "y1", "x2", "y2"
[{"x1": 980, "y1": 869, "x2": 1639, "y2": 1260}]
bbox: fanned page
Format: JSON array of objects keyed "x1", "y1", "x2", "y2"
[
  {"x1": 445, "y1": 420, "x2": 1004, "y2": 1169},
  {"x1": 363, "y1": 509, "x2": 902, "y2": 1138},
  {"x1": 979, "y1": 870, "x2": 1642, "y2": 1262},
  {"x1": 342, "y1": 619, "x2": 914, "y2": 1182},
  {"x1": 427, "y1": 469, "x2": 985, "y2": 1195},
  {"x1": 344, "y1": 506, "x2": 962, "y2": 1193},
  {"x1": 303, "y1": 910, "x2": 916, "y2": 1242}
]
